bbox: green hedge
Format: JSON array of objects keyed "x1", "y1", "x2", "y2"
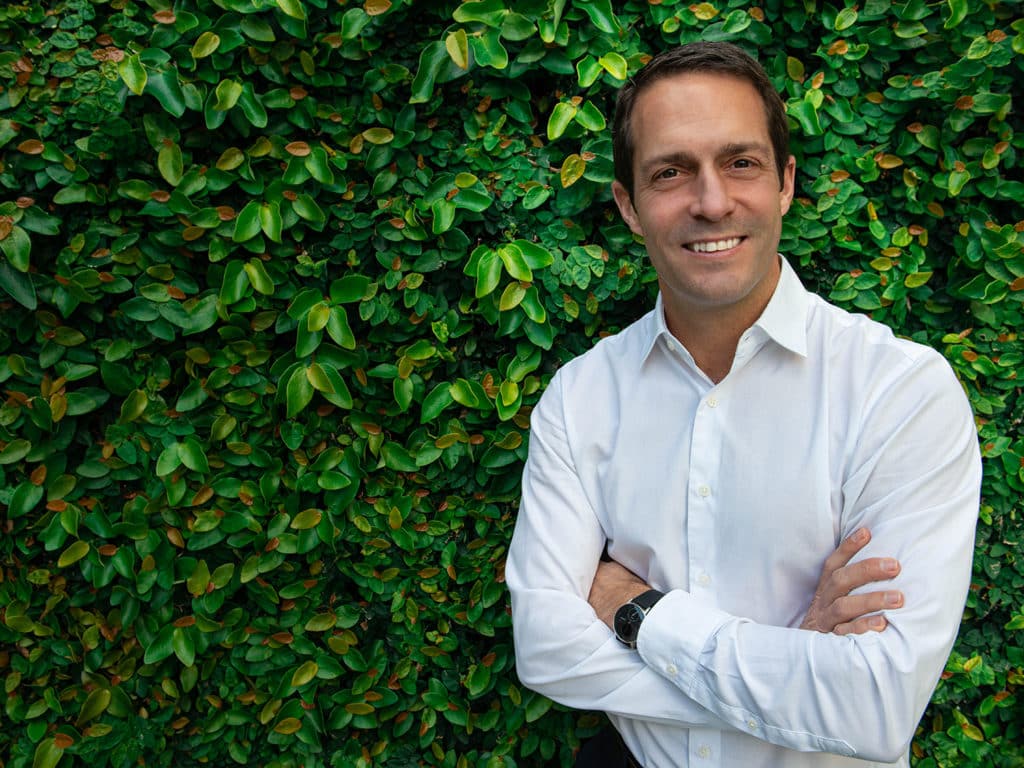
[{"x1": 1, "y1": 0, "x2": 1022, "y2": 765}]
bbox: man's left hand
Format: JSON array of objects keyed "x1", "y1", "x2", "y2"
[{"x1": 588, "y1": 560, "x2": 651, "y2": 629}]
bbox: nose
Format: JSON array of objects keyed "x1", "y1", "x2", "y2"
[{"x1": 688, "y1": 168, "x2": 734, "y2": 221}]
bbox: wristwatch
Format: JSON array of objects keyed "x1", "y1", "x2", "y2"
[{"x1": 613, "y1": 589, "x2": 664, "y2": 648}]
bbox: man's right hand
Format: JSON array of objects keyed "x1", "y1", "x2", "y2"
[{"x1": 800, "y1": 527, "x2": 903, "y2": 635}]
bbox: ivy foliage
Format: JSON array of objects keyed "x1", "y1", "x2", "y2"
[{"x1": 0, "y1": 0, "x2": 1022, "y2": 766}]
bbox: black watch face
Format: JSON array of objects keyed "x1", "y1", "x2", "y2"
[{"x1": 614, "y1": 603, "x2": 645, "y2": 645}]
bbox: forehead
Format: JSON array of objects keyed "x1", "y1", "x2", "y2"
[{"x1": 629, "y1": 72, "x2": 771, "y2": 160}]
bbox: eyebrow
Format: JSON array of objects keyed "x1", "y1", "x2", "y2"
[{"x1": 639, "y1": 142, "x2": 773, "y2": 175}]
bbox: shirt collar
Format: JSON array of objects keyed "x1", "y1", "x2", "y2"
[{"x1": 640, "y1": 256, "x2": 809, "y2": 365}]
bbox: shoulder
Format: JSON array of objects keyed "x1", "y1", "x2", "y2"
[
  {"x1": 548, "y1": 308, "x2": 657, "y2": 390},
  {"x1": 807, "y1": 294, "x2": 967, "y2": 410}
]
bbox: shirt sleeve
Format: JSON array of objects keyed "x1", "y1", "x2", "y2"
[
  {"x1": 636, "y1": 351, "x2": 981, "y2": 761},
  {"x1": 506, "y1": 370, "x2": 733, "y2": 729}
]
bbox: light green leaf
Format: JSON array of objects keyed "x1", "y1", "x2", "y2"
[
  {"x1": 191, "y1": 31, "x2": 221, "y2": 59},
  {"x1": 547, "y1": 102, "x2": 577, "y2": 140},
  {"x1": 118, "y1": 54, "x2": 147, "y2": 95},
  {"x1": 214, "y1": 79, "x2": 243, "y2": 112},
  {"x1": 275, "y1": 0, "x2": 306, "y2": 19},
  {"x1": 445, "y1": 29, "x2": 470, "y2": 69},
  {"x1": 597, "y1": 52, "x2": 628, "y2": 81}
]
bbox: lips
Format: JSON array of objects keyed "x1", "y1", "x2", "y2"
[{"x1": 685, "y1": 237, "x2": 743, "y2": 253}]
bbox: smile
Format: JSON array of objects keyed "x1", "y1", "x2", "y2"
[{"x1": 685, "y1": 237, "x2": 743, "y2": 253}]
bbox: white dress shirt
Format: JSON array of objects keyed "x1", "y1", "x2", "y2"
[{"x1": 506, "y1": 258, "x2": 981, "y2": 767}]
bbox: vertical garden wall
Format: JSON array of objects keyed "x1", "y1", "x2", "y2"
[{"x1": 0, "y1": 0, "x2": 1022, "y2": 765}]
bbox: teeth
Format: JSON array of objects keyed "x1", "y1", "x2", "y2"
[{"x1": 688, "y1": 237, "x2": 741, "y2": 253}]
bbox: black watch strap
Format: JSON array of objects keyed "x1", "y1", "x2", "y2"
[{"x1": 631, "y1": 589, "x2": 664, "y2": 611}]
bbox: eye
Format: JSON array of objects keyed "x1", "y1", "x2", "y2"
[
  {"x1": 732, "y1": 158, "x2": 756, "y2": 169},
  {"x1": 656, "y1": 168, "x2": 679, "y2": 180}
]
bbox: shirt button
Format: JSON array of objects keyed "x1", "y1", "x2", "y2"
[
  {"x1": 666, "y1": 664, "x2": 678, "y2": 676},
  {"x1": 747, "y1": 718, "x2": 758, "y2": 729},
  {"x1": 698, "y1": 484, "x2": 711, "y2": 497},
  {"x1": 698, "y1": 745, "x2": 712, "y2": 759},
  {"x1": 706, "y1": 396, "x2": 718, "y2": 408},
  {"x1": 697, "y1": 573, "x2": 711, "y2": 587}
]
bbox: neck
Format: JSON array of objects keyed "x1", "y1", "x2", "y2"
[
  {"x1": 665, "y1": 310, "x2": 746, "y2": 383},
  {"x1": 661, "y1": 264, "x2": 782, "y2": 383}
]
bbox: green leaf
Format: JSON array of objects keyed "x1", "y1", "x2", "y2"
[
  {"x1": 219, "y1": 259, "x2": 251, "y2": 305},
  {"x1": 475, "y1": 249, "x2": 503, "y2": 298},
  {"x1": 469, "y1": 28, "x2": 508, "y2": 69},
  {"x1": 58, "y1": 540, "x2": 90, "y2": 568},
  {"x1": 186, "y1": 559, "x2": 210, "y2": 596},
  {"x1": 0, "y1": 438, "x2": 31, "y2": 464},
  {"x1": 326, "y1": 306, "x2": 356, "y2": 349},
  {"x1": 410, "y1": 41, "x2": 449, "y2": 104},
  {"x1": 157, "y1": 142, "x2": 184, "y2": 186},
  {"x1": 9, "y1": 481, "x2": 44, "y2": 519},
  {"x1": 574, "y1": 101, "x2": 606, "y2": 131},
  {"x1": 286, "y1": 366, "x2": 315, "y2": 418},
  {"x1": 577, "y1": 0, "x2": 618, "y2": 33},
  {"x1": 0, "y1": 224, "x2": 31, "y2": 272},
  {"x1": 381, "y1": 442, "x2": 418, "y2": 472},
  {"x1": 445, "y1": 29, "x2": 470, "y2": 69},
  {"x1": 499, "y1": 282, "x2": 526, "y2": 311},
  {"x1": 547, "y1": 102, "x2": 577, "y2": 140},
  {"x1": 560, "y1": 153, "x2": 586, "y2": 188},
  {"x1": 275, "y1": 0, "x2": 307, "y2": 19},
  {"x1": 156, "y1": 443, "x2": 182, "y2": 476},
  {"x1": 341, "y1": 8, "x2": 371, "y2": 39},
  {"x1": 172, "y1": 627, "x2": 196, "y2": 666},
  {"x1": 76, "y1": 688, "x2": 111, "y2": 727},
  {"x1": 0, "y1": 259, "x2": 36, "y2": 307},
  {"x1": 421, "y1": 383, "x2": 454, "y2": 423},
  {"x1": 233, "y1": 201, "x2": 262, "y2": 242},
  {"x1": 597, "y1": 52, "x2": 628, "y2": 81},
  {"x1": 118, "y1": 54, "x2": 147, "y2": 95},
  {"x1": 834, "y1": 7, "x2": 858, "y2": 30},
  {"x1": 498, "y1": 244, "x2": 533, "y2": 281},
  {"x1": 118, "y1": 389, "x2": 149, "y2": 423},
  {"x1": 31, "y1": 738, "x2": 64, "y2": 768},
  {"x1": 180, "y1": 437, "x2": 210, "y2": 473},
  {"x1": 144, "y1": 68, "x2": 187, "y2": 118},
  {"x1": 259, "y1": 202, "x2": 283, "y2": 243},
  {"x1": 453, "y1": 0, "x2": 507, "y2": 26},
  {"x1": 191, "y1": 31, "x2": 221, "y2": 58},
  {"x1": 214, "y1": 79, "x2": 244, "y2": 111},
  {"x1": 330, "y1": 275, "x2": 371, "y2": 303},
  {"x1": 905, "y1": 271, "x2": 933, "y2": 289},
  {"x1": 788, "y1": 98, "x2": 822, "y2": 136},
  {"x1": 245, "y1": 259, "x2": 275, "y2": 294},
  {"x1": 291, "y1": 660, "x2": 319, "y2": 688}
]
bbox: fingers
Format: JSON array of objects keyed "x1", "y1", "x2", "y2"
[
  {"x1": 825, "y1": 589, "x2": 904, "y2": 633},
  {"x1": 827, "y1": 527, "x2": 872, "y2": 572},
  {"x1": 833, "y1": 614, "x2": 888, "y2": 636},
  {"x1": 829, "y1": 556, "x2": 901, "y2": 595}
]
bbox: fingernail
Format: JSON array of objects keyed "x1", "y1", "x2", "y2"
[
  {"x1": 869, "y1": 616, "x2": 886, "y2": 630},
  {"x1": 882, "y1": 558, "x2": 898, "y2": 574},
  {"x1": 885, "y1": 591, "x2": 902, "y2": 607},
  {"x1": 852, "y1": 528, "x2": 868, "y2": 543}
]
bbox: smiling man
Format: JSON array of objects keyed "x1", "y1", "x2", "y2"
[{"x1": 506, "y1": 43, "x2": 981, "y2": 767}]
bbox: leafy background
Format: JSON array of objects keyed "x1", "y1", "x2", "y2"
[{"x1": 0, "y1": 0, "x2": 1022, "y2": 766}]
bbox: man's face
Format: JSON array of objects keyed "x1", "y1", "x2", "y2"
[{"x1": 612, "y1": 72, "x2": 796, "y2": 332}]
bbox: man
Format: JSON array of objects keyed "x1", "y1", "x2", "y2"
[{"x1": 505, "y1": 42, "x2": 981, "y2": 767}]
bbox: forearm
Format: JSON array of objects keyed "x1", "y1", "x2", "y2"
[{"x1": 508, "y1": 555, "x2": 734, "y2": 728}]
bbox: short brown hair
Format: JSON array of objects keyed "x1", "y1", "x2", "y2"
[{"x1": 612, "y1": 42, "x2": 790, "y2": 200}]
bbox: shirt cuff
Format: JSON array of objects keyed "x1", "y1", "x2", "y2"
[{"x1": 635, "y1": 589, "x2": 733, "y2": 688}]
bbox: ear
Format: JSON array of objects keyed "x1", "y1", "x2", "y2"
[
  {"x1": 612, "y1": 180, "x2": 643, "y2": 237},
  {"x1": 778, "y1": 155, "x2": 796, "y2": 216}
]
